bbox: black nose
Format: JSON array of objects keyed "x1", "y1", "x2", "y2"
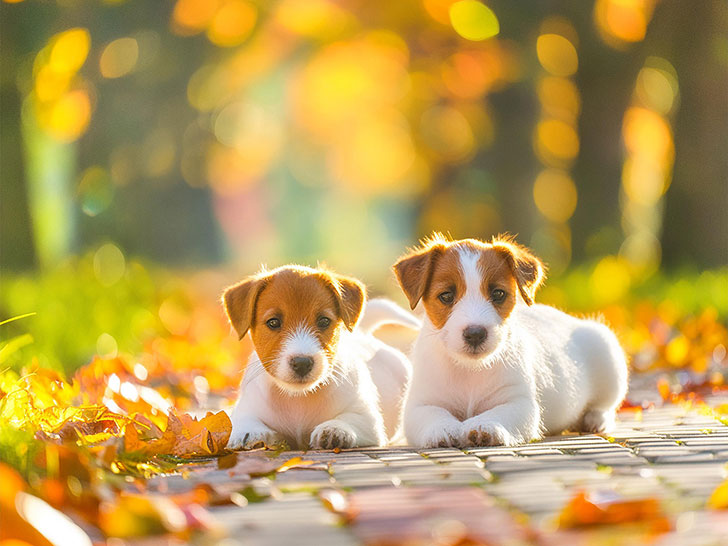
[
  {"x1": 463, "y1": 325, "x2": 487, "y2": 348},
  {"x1": 290, "y1": 356, "x2": 314, "y2": 377}
]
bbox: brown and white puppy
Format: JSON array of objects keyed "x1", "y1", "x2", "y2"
[
  {"x1": 394, "y1": 234, "x2": 628, "y2": 448},
  {"x1": 223, "y1": 265, "x2": 415, "y2": 450}
]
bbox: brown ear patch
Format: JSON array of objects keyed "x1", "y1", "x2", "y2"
[
  {"x1": 393, "y1": 235, "x2": 449, "y2": 309},
  {"x1": 490, "y1": 236, "x2": 545, "y2": 305},
  {"x1": 330, "y1": 274, "x2": 366, "y2": 331},
  {"x1": 222, "y1": 275, "x2": 267, "y2": 339}
]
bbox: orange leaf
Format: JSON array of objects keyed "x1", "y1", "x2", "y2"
[
  {"x1": 557, "y1": 491, "x2": 669, "y2": 532},
  {"x1": 657, "y1": 377, "x2": 670, "y2": 400},
  {"x1": 270, "y1": 456, "x2": 314, "y2": 474}
]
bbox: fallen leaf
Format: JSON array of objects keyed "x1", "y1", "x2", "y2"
[
  {"x1": 272, "y1": 456, "x2": 315, "y2": 473},
  {"x1": 557, "y1": 491, "x2": 670, "y2": 532},
  {"x1": 707, "y1": 480, "x2": 728, "y2": 510}
]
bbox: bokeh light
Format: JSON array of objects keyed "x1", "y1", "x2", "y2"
[
  {"x1": 207, "y1": 0, "x2": 257, "y2": 47},
  {"x1": 535, "y1": 118, "x2": 580, "y2": 166},
  {"x1": 93, "y1": 243, "x2": 126, "y2": 286},
  {"x1": 533, "y1": 169, "x2": 578, "y2": 223},
  {"x1": 536, "y1": 33, "x2": 578, "y2": 77},
  {"x1": 48, "y1": 29, "x2": 90, "y2": 73},
  {"x1": 619, "y1": 56, "x2": 678, "y2": 277},
  {"x1": 594, "y1": 0, "x2": 656, "y2": 48},
  {"x1": 99, "y1": 37, "x2": 139, "y2": 79},
  {"x1": 590, "y1": 255, "x2": 632, "y2": 305},
  {"x1": 275, "y1": 0, "x2": 354, "y2": 38},
  {"x1": 78, "y1": 166, "x2": 113, "y2": 217},
  {"x1": 40, "y1": 89, "x2": 93, "y2": 142},
  {"x1": 30, "y1": 28, "x2": 93, "y2": 142},
  {"x1": 531, "y1": 19, "x2": 580, "y2": 275},
  {"x1": 449, "y1": 1, "x2": 500, "y2": 42},
  {"x1": 420, "y1": 105, "x2": 476, "y2": 162},
  {"x1": 171, "y1": 0, "x2": 219, "y2": 36}
]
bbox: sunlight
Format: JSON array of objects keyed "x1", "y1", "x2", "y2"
[{"x1": 15, "y1": 492, "x2": 92, "y2": 546}]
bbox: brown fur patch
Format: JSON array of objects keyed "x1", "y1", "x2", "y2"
[
  {"x1": 421, "y1": 245, "x2": 466, "y2": 329},
  {"x1": 477, "y1": 247, "x2": 518, "y2": 320},
  {"x1": 222, "y1": 266, "x2": 366, "y2": 373}
]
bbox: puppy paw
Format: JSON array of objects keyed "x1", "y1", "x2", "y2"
[
  {"x1": 581, "y1": 409, "x2": 616, "y2": 434},
  {"x1": 420, "y1": 425, "x2": 464, "y2": 448},
  {"x1": 310, "y1": 422, "x2": 357, "y2": 450},
  {"x1": 227, "y1": 428, "x2": 284, "y2": 451},
  {"x1": 464, "y1": 422, "x2": 514, "y2": 447}
]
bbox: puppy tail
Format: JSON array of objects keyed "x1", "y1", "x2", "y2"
[{"x1": 357, "y1": 298, "x2": 421, "y2": 335}]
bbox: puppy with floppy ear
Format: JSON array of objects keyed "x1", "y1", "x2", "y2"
[
  {"x1": 394, "y1": 233, "x2": 628, "y2": 448},
  {"x1": 223, "y1": 265, "x2": 414, "y2": 450}
]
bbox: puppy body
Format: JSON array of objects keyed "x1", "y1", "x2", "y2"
[
  {"x1": 230, "y1": 329, "x2": 408, "y2": 450},
  {"x1": 396, "y1": 236, "x2": 628, "y2": 448},
  {"x1": 223, "y1": 266, "x2": 413, "y2": 450}
]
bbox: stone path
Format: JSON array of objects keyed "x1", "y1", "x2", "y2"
[{"x1": 146, "y1": 392, "x2": 728, "y2": 545}]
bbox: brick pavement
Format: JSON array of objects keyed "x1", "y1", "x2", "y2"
[{"x1": 148, "y1": 392, "x2": 728, "y2": 545}]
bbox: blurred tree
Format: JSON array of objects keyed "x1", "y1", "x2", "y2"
[{"x1": 0, "y1": 0, "x2": 725, "y2": 278}]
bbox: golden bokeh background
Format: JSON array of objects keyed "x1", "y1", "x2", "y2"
[{"x1": 1, "y1": 0, "x2": 726, "y2": 306}]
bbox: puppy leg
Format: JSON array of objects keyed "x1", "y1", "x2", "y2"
[
  {"x1": 310, "y1": 410, "x2": 386, "y2": 450},
  {"x1": 228, "y1": 414, "x2": 285, "y2": 450},
  {"x1": 405, "y1": 405, "x2": 463, "y2": 448},
  {"x1": 462, "y1": 397, "x2": 540, "y2": 447},
  {"x1": 580, "y1": 323, "x2": 629, "y2": 434}
]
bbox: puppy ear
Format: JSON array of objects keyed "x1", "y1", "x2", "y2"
[
  {"x1": 392, "y1": 242, "x2": 444, "y2": 310},
  {"x1": 331, "y1": 274, "x2": 366, "y2": 331},
  {"x1": 222, "y1": 276, "x2": 266, "y2": 340},
  {"x1": 492, "y1": 238, "x2": 545, "y2": 305}
]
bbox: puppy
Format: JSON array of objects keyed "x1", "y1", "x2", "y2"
[
  {"x1": 393, "y1": 234, "x2": 628, "y2": 448},
  {"x1": 223, "y1": 265, "x2": 415, "y2": 450}
]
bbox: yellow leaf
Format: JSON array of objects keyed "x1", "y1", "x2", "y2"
[
  {"x1": 274, "y1": 456, "x2": 314, "y2": 473},
  {"x1": 708, "y1": 480, "x2": 728, "y2": 510}
]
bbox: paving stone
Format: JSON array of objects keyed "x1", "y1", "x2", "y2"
[
  {"x1": 346, "y1": 486, "x2": 532, "y2": 544},
  {"x1": 634, "y1": 447, "x2": 700, "y2": 460},
  {"x1": 463, "y1": 449, "x2": 519, "y2": 459},
  {"x1": 572, "y1": 446, "x2": 630, "y2": 454},
  {"x1": 512, "y1": 447, "x2": 565, "y2": 456}
]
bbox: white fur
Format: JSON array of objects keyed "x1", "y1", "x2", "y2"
[
  {"x1": 404, "y1": 251, "x2": 628, "y2": 448},
  {"x1": 438, "y1": 249, "x2": 507, "y2": 361},
  {"x1": 227, "y1": 305, "x2": 413, "y2": 450},
  {"x1": 272, "y1": 326, "x2": 328, "y2": 392},
  {"x1": 358, "y1": 298, "x2": 422, "y2": 334}
]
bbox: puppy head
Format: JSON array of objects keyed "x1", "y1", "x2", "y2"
[
  {"x1": 393, "y1": 233, "x2": 545, "y2": 365},
  {"x1": 223, "y1": 265, "x2": 365, "y2": 394}
]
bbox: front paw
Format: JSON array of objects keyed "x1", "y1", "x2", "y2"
[
  {"x1": 463, "y1": 422, "x2": 514, "y2": 447},
  {"x1": 419, "y1": 424, "x2": 464, "y2": 448},
  {"x1": 227, "y1": 428, "x2": 285, "y2": 451},
  {"x1": 310, "y1": 422, "x2": 357, "y2": 450}
]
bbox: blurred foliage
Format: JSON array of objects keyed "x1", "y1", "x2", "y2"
[
  {"x1": 1, "y1": 248, "x2": 167, "y2": 374},
  {"x1": 1, "y1": 0, "x2": 726, "y2": 280}
]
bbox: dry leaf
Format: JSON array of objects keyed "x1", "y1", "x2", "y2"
[
  {"x1": 557, "y1": 491, "x2": 670, "y2": 532},
  {"x1": 707, "y1": 480, "x2": 728, "y2": 510}
]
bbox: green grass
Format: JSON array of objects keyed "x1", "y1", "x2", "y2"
[{"x1": 2, "y1": 251, "x2": 725, "y2": 377}]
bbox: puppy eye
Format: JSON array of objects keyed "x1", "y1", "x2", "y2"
[
  {"x1": 316, "y1": 316, "x2": 331, "y2": 329},
  {"x1": 438, "y1": 291, "x2": 455, "y2": 305},
  {"x1": 491, "y1": 289, "x2": 506, "y2": 303},
  {"x1": 266, "y1": 318, "x2": 281, "y2": 330}
]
